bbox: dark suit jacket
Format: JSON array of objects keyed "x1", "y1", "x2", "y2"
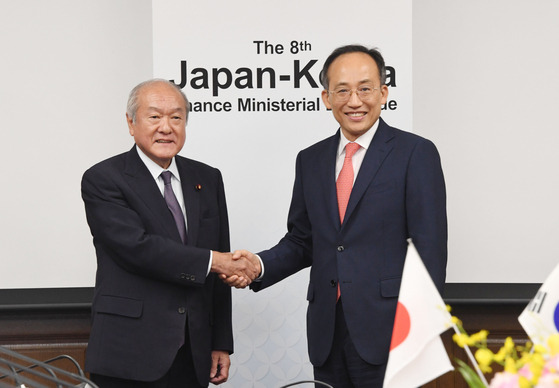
[
  {"x1": 252, "y1": 118, "x2": 447, "y2": 367},
  {"x1": 81, "y1": 146, "x2": 232, "y2": 385}
]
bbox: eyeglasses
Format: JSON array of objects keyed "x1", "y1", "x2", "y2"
[{"x1": 328, "y1": 86, "x2": 379, "y2": 103}]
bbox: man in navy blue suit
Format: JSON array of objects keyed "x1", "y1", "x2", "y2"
[
  {"x1": 82, "y1": 79, "x2": 259, "y2": 387},
  {"x1": 228, "y1": 45, "x2": 447, "y2": 387}
]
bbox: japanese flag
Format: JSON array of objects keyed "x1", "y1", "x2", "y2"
[
  {"x1": 383, "y1": 241, "x2": 453, "y2": 388},
  {"x1": 518, "y1": 262, "x2": 559, "y2": 346}
]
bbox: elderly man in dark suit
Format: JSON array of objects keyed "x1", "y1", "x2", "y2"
[
  {"x1": 81, "y1": 79, "x2": 258, "y2": 388},
  {"x1": 228, "y1": 45, "x2": 447, "y2": 388}
]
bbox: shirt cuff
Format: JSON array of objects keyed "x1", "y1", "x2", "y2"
[
  {"x1": 254, "y1": 254, "x2": 264, "y2": 281},
  {"x1": 207, "y1": 250, "x2": 213, "y2": 276}
]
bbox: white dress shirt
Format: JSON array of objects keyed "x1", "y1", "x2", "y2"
[
  {"x1": 335, "y1": 119, "x2": 379, "y2": 182},
  {"x1": 136, "y1": 147, "x2": 187, "y2": 225}
]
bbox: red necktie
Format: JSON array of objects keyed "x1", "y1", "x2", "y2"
[
  {"x1": 336, "y1": 142, "x2": 360, "y2": 301},
  {"x1": 337, "y1": 142, "x2": 361, "y2": 223}
]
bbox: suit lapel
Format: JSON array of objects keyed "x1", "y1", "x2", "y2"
[
  {"x1": 343, "y1": 119, "x2": 395, "y2": 228},
  {"x1": 176, "y1": 157, "x2": 201, "y2": 246},
  {"x1": 317, "y1": 134, "x2": 342, "y2": 229},
  {"x1": 123, "y1": 147, "x2": 184, "y2": 242}
]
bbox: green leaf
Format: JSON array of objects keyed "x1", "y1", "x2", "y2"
[{"x1": 454, "y1": 359, "x2": 488, "y2": 388}]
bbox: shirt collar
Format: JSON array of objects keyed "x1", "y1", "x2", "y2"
[
  {"x1": 337, "y1": 118, "x2": 380, "y2": 157},
  {"x1": 135, "y1": 146, "x2": 181, "y2": 182}
]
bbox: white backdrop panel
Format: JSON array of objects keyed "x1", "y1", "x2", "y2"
[
  {"x1": 0, "y1": 0, "x2": 153, "y2": 289},
  {"x1": 152, "y1": 1, "x2": 412, "y2": 386},
  {"x1": 412, "y1": 0, "x2": 559, "y2": 283}
]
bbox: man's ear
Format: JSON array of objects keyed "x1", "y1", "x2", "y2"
[
  {"x1": 380, "y1": 84, "x2": 389, "y2": 105},
  {"x1": 321, "y1": 89, "x2": 332, "y2": 110},
  {"x1": 126, "y1": 113, "x2": 135, "y2": 136}
]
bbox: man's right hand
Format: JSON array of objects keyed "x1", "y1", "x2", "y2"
[
  {"x1": 218, "y1": 250, "x2": 262, "y2": 289},
  {"x1": 211, "y1": 251, "x2": 260, "y2": 288}
]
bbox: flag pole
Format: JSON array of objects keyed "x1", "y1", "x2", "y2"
[{"x1": 451, "y1": 324, "x2": 489, "y2": 387}]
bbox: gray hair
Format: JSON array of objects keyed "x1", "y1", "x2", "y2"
[{"x1": 126, "y1": 79, "x2": 189, "y2": 123}]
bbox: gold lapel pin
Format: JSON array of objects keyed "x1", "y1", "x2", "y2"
[{"x1": 195, "y1": 184, "x2": 202, "y2": 191}]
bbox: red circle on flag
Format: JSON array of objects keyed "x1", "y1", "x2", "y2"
[{"x1": 390, "y1": 301, "x2": 411, "y2": 350}]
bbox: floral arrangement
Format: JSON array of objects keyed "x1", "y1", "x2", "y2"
[{"x1": 450, "y1": 308, "x2": 559, "y2": 388}]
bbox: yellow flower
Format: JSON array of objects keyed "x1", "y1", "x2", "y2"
[
  {"x1": 451, "y1": 316, "x2": 463, "y2": 327},
  {"x1": 504, "y1": 337, "x2": 515, "y2": 352},
  {"x1": 518, "y1": 352, "x2": 545, "y2": 384},
  {"x1": 531, "y1": 353, "x2": 545, "y2": 368},
  {"x1": 518, "y1": 376, "x2": 531, "y2": 388},
  {"x1": 504, "y1": 356, "x2": 517, "y2": 373},
  {"x1": 470, "y1": 330, "x2": 489, "y2": 344},
  {"x1": 453, "y1": 333, "x2": 473, "y2": 347},
  {"x1": 548, "y1": 334, "x2": 559, "y2": 356},
  {"x1": 475, "y1": 348, "x2": 493, "y2": 373},
  {"x1": 447, "y1": 308, "x2": 559, "y2": 388},
  {"x1": 534, "y1": 344, "x2": 547, "y2": 355},
  {"x1": 495, "y1": 342, "x2": 513, "y2": 363}
]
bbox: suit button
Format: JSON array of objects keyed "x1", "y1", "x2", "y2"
[
  {"x1": 337, "y1": 245, "x2": 344, "y2": 252},
  {"x1": 180, "y1": 273, "x2": 187, "y2": 279},
  {"x1": 178, "y1": 307, "x2": 186, "y2": 314},
  {"x1": 190, "y1": 275, "x2": 196, "y2": 281},
  {"x1": 330, "y1": 280, "x2": 337, "y2": 287}
]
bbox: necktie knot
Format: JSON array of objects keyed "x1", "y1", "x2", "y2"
[
  {"x1": 161, "y1": 170, "x2": 173, "y2": 185},
  {"x1": 345, "y1": 142, "x2": 361, "y2": 159}
]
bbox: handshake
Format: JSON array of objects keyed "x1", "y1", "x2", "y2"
[{"x1": 211, "y1": 250, "x2": 260, "y2": 289}]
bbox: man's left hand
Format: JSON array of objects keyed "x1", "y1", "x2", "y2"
[{"x1": 209, "y1": 350, "x2": 230, "y2": 385}]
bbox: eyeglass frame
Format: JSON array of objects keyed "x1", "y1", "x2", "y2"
[{"x1": 326, "y1": 85, "x2": 380, "y2": 102}]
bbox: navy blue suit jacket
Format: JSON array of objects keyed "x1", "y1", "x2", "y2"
[
  {"x1": 252, "y1": 118, "x2": 447, "y2": 367},
  {"x1": 81, "y1": 146, "x2": 232, "y2": 385}
]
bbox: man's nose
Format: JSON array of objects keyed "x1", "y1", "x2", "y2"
[
  {"x1": 159, "y1": 117, "x2": 172, "y2": 133},
  {"x1": 347, "y1": 90, "x2": 363, "y2": 106}
]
